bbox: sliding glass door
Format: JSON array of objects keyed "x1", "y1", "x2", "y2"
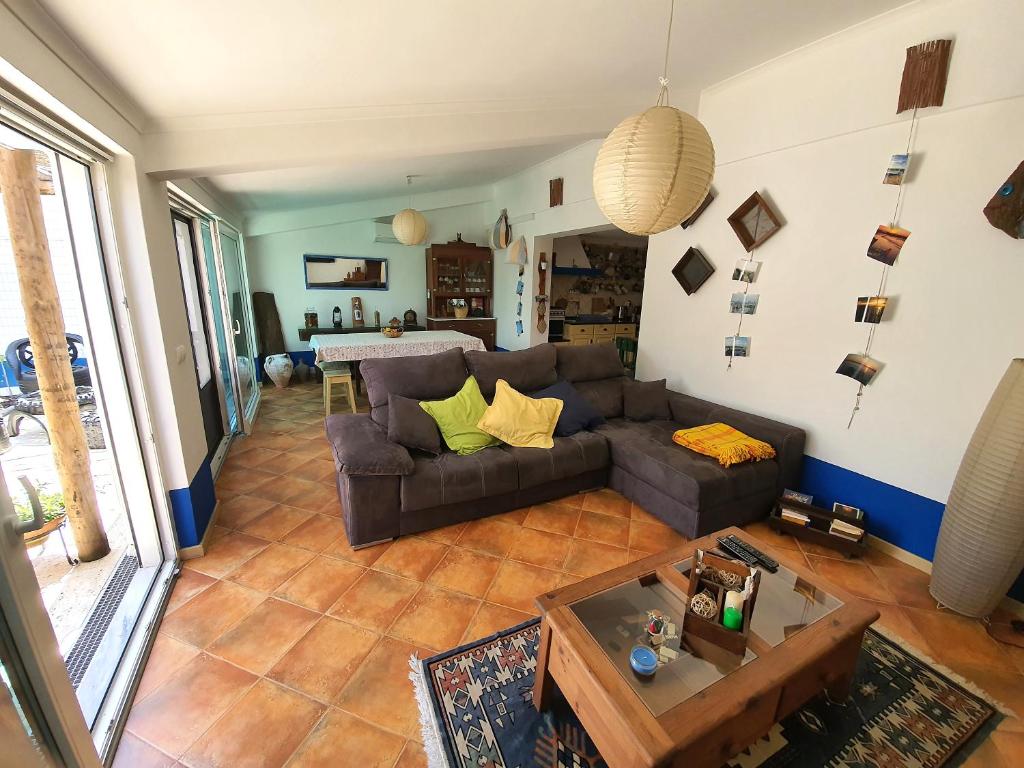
[{"x1": 215, "y1": 222, "x2": 260, "y2": 431}]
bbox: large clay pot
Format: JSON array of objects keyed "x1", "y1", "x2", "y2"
[{"x1": 264, "y1": 354, "x2": 293, "y2": 388}]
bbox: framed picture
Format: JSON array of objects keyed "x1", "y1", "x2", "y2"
[
  {"x1": 867, "y1": 225, "x2": 911, "y2": 266},
  {"x1": 671, "y1": 247, "x2": 715, "y2": 295},
  {"x1": 782, "y1": 489, "x2": 813, "y2": 504},
  {"x1": 729, "y1": 292, "x2": 759, "y2": 315},
  {"x1": 727, "y1": 192, "x2": 783, "y2": 251},
  {"x1": 680, "y1": 188, "x2": 715, "y2": 229},
  {"x1": 836, "y1": 353, "x2": 883, "y2": 385},
  {"x1": 731, "y1": 259, "x2": 761, "y2": 284},
  {"x1": 725, "y1": 335, "x2": 751, "y2": 358},
  {"x1": 833, "y1": 502, "x2": 864, "y2": 520},
  {"x1": 883, "y1": 154, "x2": 909, "y2": 185}
]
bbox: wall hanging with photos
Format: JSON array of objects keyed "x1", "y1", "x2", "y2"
[
  {"x1": 839, "y1": 38, "x2": 951, "y2": 427},
  {"x1": 725, "y1": 192, "x2": 783, "y2": 368}
]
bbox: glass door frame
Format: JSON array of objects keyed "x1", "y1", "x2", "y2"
[
  {"x1": 0, "y1": 471, "x2": 101, "y2": 768},
  {"x1": 170, "y1": 207, "x2": 233, "y2": 475},
  {"x1": 1, "y1": 105, "x2": 178, "y2": 763},
  {"x1": 210, "y1": 218, "x2": 260, "y2": 433}
]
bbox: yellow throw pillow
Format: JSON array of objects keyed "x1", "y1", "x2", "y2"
[
  {"x1": 477, "y1": 379, "x2": 563, "y2": 449},
  {"x1": 671, "y1": 423, "x2": 776, "y2": 467}
]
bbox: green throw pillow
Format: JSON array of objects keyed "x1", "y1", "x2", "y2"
[{"x1": 419, "y1": 376, "x2": 500, "y2": 456}]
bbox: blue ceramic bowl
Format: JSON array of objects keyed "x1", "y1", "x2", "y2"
[{"x1": 629, "y1": 645, "x2": 658, "y2": 676}]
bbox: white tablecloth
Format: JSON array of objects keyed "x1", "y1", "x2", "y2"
[{"x1": 310, "y1": 330, "x2": 486, "y2": 362}]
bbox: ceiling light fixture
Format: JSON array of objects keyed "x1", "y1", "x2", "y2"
[
  {"x1": 592, "y1": 0, "x2": 715, "y2": 236},
  {"x1": 393, "y1": 175, "x2": 428, "y2": 245}
]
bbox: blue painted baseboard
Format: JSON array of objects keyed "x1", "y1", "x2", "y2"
[
  {"x1": 168, "y1": 458, "x2": 217, "y2": 549},
  {"x1": 799, "y1": 455, "x2": 1024, "y2": 602}
]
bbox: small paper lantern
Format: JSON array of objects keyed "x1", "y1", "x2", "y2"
[
  {"x1": 392, "y1": 208, "x2": 427, "y2": 245},
  {"x1": 593, "y1": 105, "x2": 715, "y2": 236}
]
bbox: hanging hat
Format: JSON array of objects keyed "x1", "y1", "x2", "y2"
[
  {"x1": 490, "y1": 209, "x2": 512, "y2": 250},
  {"x1": 507, "y1": 235, "x2": 528, "y2": 265}
]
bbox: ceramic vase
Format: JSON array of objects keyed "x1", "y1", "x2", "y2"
[{"x1": 264, "y1": 354, "x2": 293, "y2": 388}]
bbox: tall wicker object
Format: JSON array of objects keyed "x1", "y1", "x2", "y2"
[{"x1": 930, "y1": 359, "x2": 1024, "y2": 618}]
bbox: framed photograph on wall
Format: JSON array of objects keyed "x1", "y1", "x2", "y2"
[
  {"x1": 672, "y1": 247, "x2": 715, "y2": 295},
  {"x1": 680, "y1": 188, "x2": 716, "y2": 229},
  {"x1": 727, "y1": 192, "x2": 783, "y2": 251}
]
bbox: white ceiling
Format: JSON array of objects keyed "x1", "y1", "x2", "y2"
[
  {"x1": 204, "y1": 142, "x2": 582, "y2": 211},
  {"x1": 36, "y1": 0, "x2": 911, "y2": 213}
]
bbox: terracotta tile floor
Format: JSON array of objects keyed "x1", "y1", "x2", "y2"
[{"x1": 115, "y1": 380, "x2": 1024, "y2": 768}]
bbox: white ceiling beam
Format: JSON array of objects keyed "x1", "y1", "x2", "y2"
[{"x1": 138, "y1": 97, "x2": 665, "y2": 181}]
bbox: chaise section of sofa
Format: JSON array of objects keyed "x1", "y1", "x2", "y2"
[{"x1": 325, "y1": 341, "x2": 805, "y2": 547}]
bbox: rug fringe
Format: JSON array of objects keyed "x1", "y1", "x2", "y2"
[
  {"x1": 869, "y1": 625, "x2": 1018, "y2": 720},
  {"x1": 408, "y1": 653, "x2": 451, "y2": 768}
]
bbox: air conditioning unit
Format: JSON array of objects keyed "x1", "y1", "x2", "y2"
[{"x1": 373, "y1": 215, "x2": 398, "y2": 244}]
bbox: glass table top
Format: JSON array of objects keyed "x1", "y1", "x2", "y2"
[{"x1": 568, "y1": 559, "x2": 842, "y2": 716}]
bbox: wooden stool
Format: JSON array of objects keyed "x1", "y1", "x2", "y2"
[{"x1": 318, "y1": 361, "x2": 356, "y2": 415}]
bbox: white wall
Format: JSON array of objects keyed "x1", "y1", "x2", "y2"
[
  {"x1": 245, "y1": 198, "x2": 490, "y2": 351},
  {"x1": 490, "y1": 141, "x2": 611, "y2": 349},
  {"x1": 640, "y1": 0, "x2": 1024, "y2": 504}
]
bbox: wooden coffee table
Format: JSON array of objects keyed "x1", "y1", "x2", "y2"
[{"x1": 532, "y1": 526, "x2": 879, "y2": 768}]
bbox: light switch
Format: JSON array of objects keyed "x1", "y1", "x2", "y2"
[{"x1": 175, "y1": 344, "x2": 187, "y2": 364}]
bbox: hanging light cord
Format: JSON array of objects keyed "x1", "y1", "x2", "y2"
[
  {"x1": 848, "y1": 106, "x2": 919, "y2": 429},
  {"x1": 656, "y1": 0, "x2": 675, "y2": 106}
]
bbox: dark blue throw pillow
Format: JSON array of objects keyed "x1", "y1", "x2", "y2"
[{"x1": 530, "y1": 380, "x2": 605, "y2": 437}]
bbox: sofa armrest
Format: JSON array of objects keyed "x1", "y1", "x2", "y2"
[
  {"x1": 667, "y1": 391, "x2": 806, "y2": 495},
  {"x1": 325, "y1": 413, "x2": 414, "y2": 476}
]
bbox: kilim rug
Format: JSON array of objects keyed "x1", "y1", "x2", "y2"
[{"x1": 410, "y1": 619, "x2": 1003, "y2": 768}]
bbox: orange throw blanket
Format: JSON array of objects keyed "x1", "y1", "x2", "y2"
[{"x1": 672, "y1": 423, "x2": 776, "y2": 467}]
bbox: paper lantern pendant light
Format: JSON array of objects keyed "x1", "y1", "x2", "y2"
[
  {"x1": 593, "y1": 1, "x2": 715, "y2": 236},
  {"x1": 393, "y1": 208, "x2": 427, "y2": 245},
  {"x1": 392, "y1": 175, "x2": 428, "y2": 245},
  {"x1": 930, "y1": 358, "x2": 1024, "y2": 618}
]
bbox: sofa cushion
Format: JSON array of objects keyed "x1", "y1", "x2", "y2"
[
  {"x1": 502, "y1": 431, "x2": 609, "y2": 491},
  {"x1": 555, "y1": 342, "x2": 625, "y2": 383},
  {"x1": 478, "y1": 379, "x2": 563, "y2": 449},
  {"x1": 596, "y1": 419, "x2": 778, "y2": 509},
  {"x1": 624, "y1": 378, "x2": 670, "y2": 421},
  {"x1": 574, "y1": 378, "x2": 624, "y2": 419},
  {"x1": 361, "y1": 347, "x2": 468, "y2": 427},
  {"x1": 387, "y1": 393, "x2": 442, "y2": 455},
  {"x1": 530, "y1": 380, "x2": 605, "y2": 436},
  {"x1": 420, "y1": 376, "x2": 500, "y2": 456},
  {"x1": 465, "y1": 344, "x2": 557, "y2": 399},
  {"x1": 400, "y1": 447, "x2": 518, "y2": 512}
]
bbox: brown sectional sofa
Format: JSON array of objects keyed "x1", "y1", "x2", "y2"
[{"x1": 325, "y1": 343, "x2": 805, "y2": 548}]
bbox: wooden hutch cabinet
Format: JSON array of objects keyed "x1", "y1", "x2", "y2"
[{"x1": 425, "y1": 237, "x2": 496, "y2": 350}]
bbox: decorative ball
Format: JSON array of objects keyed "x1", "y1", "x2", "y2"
[
  {"x1": 593, "y1": 105, "x2": 715, "y2": 236},
  {"x1": 392, "y1": 208, "x2": 428, "y2": 245},
  {"x1": 690, "y1": 589, "x2": 719, "y2": 620}
]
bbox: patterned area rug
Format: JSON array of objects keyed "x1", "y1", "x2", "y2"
[{"x1": 410, "y1": 619, "x2": 1001, "y2": 768}]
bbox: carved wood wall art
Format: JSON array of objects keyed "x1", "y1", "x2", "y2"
[
  {"x1": 549, "y1": 177, "x2": 563, "y2": 207},
  {"x1": 983, "y1": 160, "x2": 1024, "y2": 239},
  {"x1": 897, "y1": 39, "x2": 952, "y2": 113}
]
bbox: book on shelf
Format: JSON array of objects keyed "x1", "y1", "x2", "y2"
[
  {"x1": 829, "y1": 519, "x2": 864, "y2": 541},
  {"x1": 780, "y1": 509, "x2": 811, "y2": 526}
]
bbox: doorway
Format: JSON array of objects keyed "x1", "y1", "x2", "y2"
[{"x1": 0, "y1": 121, "x2": 172, "y2": 760}]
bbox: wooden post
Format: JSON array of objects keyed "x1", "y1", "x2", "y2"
[{"x1": 0, "y1": 149, "x2": 109, "y2": 562}]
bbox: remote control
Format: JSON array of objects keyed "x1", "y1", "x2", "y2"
[{"x1": 716, "y1": 534, "x2": 779, "y2": 573}]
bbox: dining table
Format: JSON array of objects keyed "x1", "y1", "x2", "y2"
[{"x1": 309, "y1": 329, "x2": 486, "y2": 363}]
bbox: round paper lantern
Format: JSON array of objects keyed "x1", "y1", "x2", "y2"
[
  {"x1": 593, "y1": 105, "x2": 715, "y2": 236},
  {"x1": 392, "y1": 208, "x2": 428, "y2": 245}
]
